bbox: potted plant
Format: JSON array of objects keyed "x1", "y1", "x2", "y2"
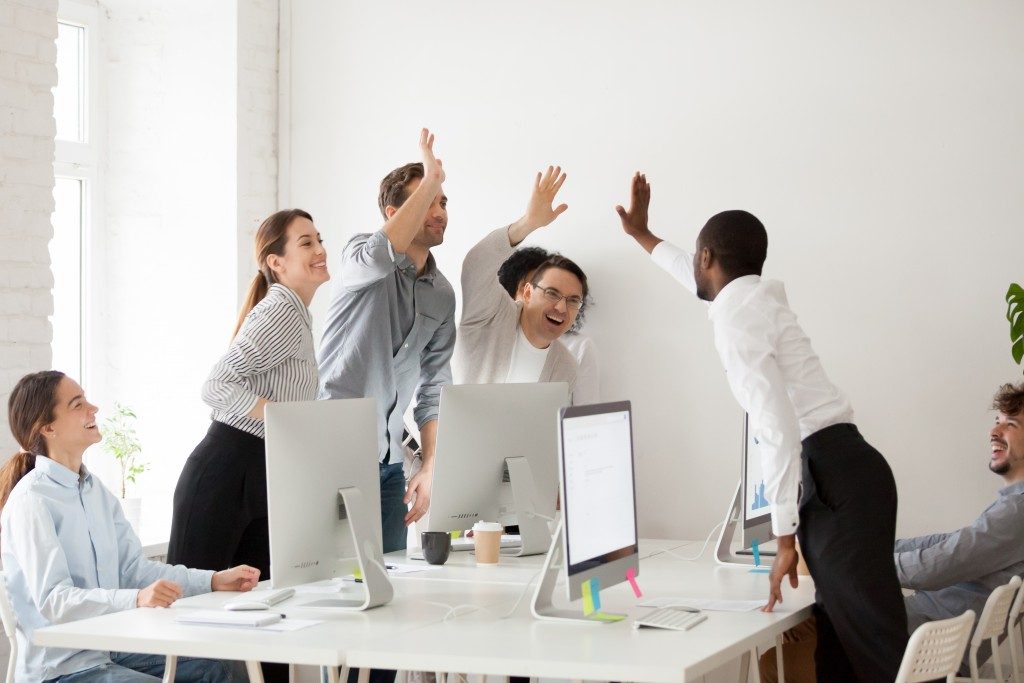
[
  {"x1": 1009, "y1": 283, "x2": 1023, "y2": 375},
  {"x1": 101, "y1": 403, "x2": 149, "y2": 533}
]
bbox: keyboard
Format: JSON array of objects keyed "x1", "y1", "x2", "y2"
[
  {"x1": 450, "y1": 534, "x2": 522, "y2": 552},
  {"x1": 223, "y1": 587, "x2": 295, "y2": 611},
  {"x1": 633, "y1": 606, "x2": 707, "y2": 631}
]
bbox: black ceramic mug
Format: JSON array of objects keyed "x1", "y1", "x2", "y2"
[{"x1": 420, "y1": 531, "x2": 452, "y2": 565}]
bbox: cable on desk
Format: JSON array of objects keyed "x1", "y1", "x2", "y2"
[{"x1": 647, "y1": 522, "x2": 724, "y2": 562}]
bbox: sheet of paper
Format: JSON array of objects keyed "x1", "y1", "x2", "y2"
[
  {"x1": 262, "y1": 619, "x2": 322, "y2": 632},
  {"x1": 385, "y1": 563, "x2": 435, "y2": 575},
  {"x1": 638, "y1": 597, "x2": 765, "y2": 612}
]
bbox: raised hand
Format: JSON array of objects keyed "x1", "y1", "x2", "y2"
[
  {"x1": 508, "y1": 166, "x2": 568, "y2": 245},
  {"x1": 137, "y1": 579, "x2": 183, "y2": 608},
  {"x1": 615, "y1": 172, "x2": 662, "y2": 254},
  {"x1": 420, "y1": 128, "x2": 445, "y2": 186},
  {"x1": 212, "y1": 565, "x2": 261, "y2": 593}
]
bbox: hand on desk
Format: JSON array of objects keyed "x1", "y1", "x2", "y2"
[
  {"x1": 137, "y1": 579, "x2": 183, "y2": 608},
  {"x1": 212, "y1": 565, "x2": 261, "y2": 593},
  {"x1": 763, "y1": 534, "x2": 799, "y2": 613}
]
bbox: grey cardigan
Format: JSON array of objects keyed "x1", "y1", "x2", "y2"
[{"x1": 453, "y1": 227, "x2": 579, "y2": 401}]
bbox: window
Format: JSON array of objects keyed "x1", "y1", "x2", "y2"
[{"x1": 52, "y1": 2, "x2": 99, "y2": 381}]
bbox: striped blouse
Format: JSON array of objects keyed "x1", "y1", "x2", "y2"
[{"x1": 202, "y1": 283, "x2": 318, "y2": 438}]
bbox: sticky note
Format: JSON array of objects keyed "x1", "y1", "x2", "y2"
[
  {"x1": 749, "y1": 568, "x2": 771, "y2": 574},
  {"x1": 752, "y1": 539, "x2": 761, "y2": 567},
  {"x1": 588, "y1": 611, "x2": 626, "y2": 623},
  {"x1": 582, "y1": 577, "x2": 600, "y2": 616},
  {"x1": 626, "y1": 567, "x2": 643, "y2": 598}
]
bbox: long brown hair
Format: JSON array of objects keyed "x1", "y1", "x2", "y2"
[
  {"x1": 233, "y1": 209, "x2": 314, "y2": 338},
  {"x1": 1, "y1": 370, "x2": 65, "y2": 512}
]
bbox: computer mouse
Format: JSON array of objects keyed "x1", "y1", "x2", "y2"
[{"x1": 224, "y1": 601, "x2": 270, "y2": 611}]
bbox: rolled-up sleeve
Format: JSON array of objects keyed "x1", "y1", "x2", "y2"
[
  {"x1": 341, "y1": 231, "x2": 398, "y2": 291},
  {"x1": 414, "y1": 313, "x2": 456, "y2": 427}
]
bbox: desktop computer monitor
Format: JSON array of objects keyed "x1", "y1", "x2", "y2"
[
  {"x1": 424, "y1": 382, "x2": 569, "y2": 556},
  {"x1": 264, "y1": 398, "x2": 392, "y2": 607},
  {"x1": 559, "y1": 401, "x2": 639, "y2": 601},
  {"x1": 740, "y1": 412, "x2": 774, "y2": 548}
]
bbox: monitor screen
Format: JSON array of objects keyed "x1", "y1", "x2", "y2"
[
  {"x1": 561, "y1": 402, "x2": 638, "y2": 573},
  {"x1": 741, "y1": 413, "x2": 773, "y2": 532}
]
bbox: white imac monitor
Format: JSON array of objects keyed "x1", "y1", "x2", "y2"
[
  {"x1": 740, "y1": 413, "x2": 774, "y2": 549},
  {"x1": 532, "y1": 400, "x2": 639, "y2": 622},
  {"x1": 424, "y1": 382, "x2": 569, "y2": 556},
  {"x1": 264, "y1": 398, "x2": 393, "y2": 609}
]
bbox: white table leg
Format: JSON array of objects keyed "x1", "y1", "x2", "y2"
[
  {"x1": 776, "y1": 632, "x2": 786, "y2": 683},
  {"x1": 738, "y1": 649, "x2": 751, "y2": 682},
  {"x1": 357, "y1": 668, "x2": 370, "y2": 683},
  {"x1": 245, "y1": 660, "x2": 265, "y2": 683},
  {"x1": 327, "y1": 665, "x2": 342, "y2": 683},
  {"x1": 161, "y1": 655, "x2": 177, "y2": 683},
  {"x1": 338, "y1": 665, "x2": 350, "y2": 683}
]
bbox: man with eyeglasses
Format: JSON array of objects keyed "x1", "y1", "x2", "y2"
[{"x1": 453, "y1": 166, "x2": 587, "y2": 401}]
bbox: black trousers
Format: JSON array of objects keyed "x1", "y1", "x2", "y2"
[
  {"x1": 167, "y1": 421, "x2": 287, "y2": 683},
  {"x1": 797, "y1": 423, "x2": 908, "y2": 683}
]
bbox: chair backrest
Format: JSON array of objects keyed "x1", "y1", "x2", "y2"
[
  {"x1": 1007, "y1": 575, "x2": 1024, "y2": 630},
  {"x1": 0, "y1": 573, "x2": 19, "y2": 683},
  {"x1": 895, "y1": 610, "x2": 976, "y2": 683},
  {"x1": 974, "y1": 575, "x2": 1022, "y2": 644}
]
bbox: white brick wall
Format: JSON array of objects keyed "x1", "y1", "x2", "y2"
[
  {"x1": 236, "y1": 0, "x2": 279, "y2": 307},
  {"x1": 0, "y1": 0, "x2": 57, "y2": 458}
]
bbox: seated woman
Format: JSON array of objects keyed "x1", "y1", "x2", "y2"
[{"x1": 0, "y1": 370, "x2": 259, "y2": 682}]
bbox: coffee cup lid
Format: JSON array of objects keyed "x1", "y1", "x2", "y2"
[{"x1": 472, "y1": 521, "x2": 502, "y2": 532}]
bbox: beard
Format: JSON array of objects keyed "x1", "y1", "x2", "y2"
[{"x1": 990, "y1": 460, "x2": 1011, "y2": 475}]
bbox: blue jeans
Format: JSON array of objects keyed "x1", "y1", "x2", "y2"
[
  {"x1": 47, "y1": 652, "x2": 246, "y2": 682},
  {"x1": 379, "y1": 461, "x2": 408, "y2": 553}
]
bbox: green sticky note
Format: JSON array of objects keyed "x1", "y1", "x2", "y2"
[
  {"x1": 582, "y1": 578, "x2": 596, "y2": 616},
  {"x1": 352, "y1": 567, "x2": 363, "y2": 581},
  {"x1": 450, "y1": 530, "x2": 461, "y2": 539},
  {"x1": 589, "y1": 611, "x2": 627, "y2": 623}
]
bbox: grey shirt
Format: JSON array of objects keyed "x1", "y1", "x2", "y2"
[
  {"x1": 895, "y1": 480, "x2": 1024, "y2": 641},
  {"x1": 318, "y1": 230, "x2": 456, "y2": 462}
]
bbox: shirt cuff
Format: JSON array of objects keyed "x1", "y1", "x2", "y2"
[
  {"x1": 115, "y1": 588, "x2": 141, "y2": 611},
  {"x1": 770, "y1": 503, "x2": 800, "y2": 536},
  {"x1": 185, "y1": 569, "x2": 216, "y2": 597}
]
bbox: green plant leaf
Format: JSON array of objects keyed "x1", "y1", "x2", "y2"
[
  {"x1": 1014, "y1": 338, "x2": 1024, "y2": 365},
  {"x1": 1008, "y1": 283, "x2": 1024, "y2": 298},
  {"x1": 1013, "y1": 314, "x2": 1024, "y2": 343}
]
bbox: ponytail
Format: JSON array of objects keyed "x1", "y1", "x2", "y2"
[
  {"x1": 232, "y1": 209, "x2": 313, "y2": 341},
  {"x1": 2, "y1": 370, "x2": 65, "y2": 515}
]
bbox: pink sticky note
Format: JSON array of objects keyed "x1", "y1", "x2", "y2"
[{"x1": 626, "y1": 567, "x2": 642, "y2": 598}]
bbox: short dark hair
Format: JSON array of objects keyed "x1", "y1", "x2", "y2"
[
  {"x1": 531, "y1": 254, "x2": 590, "y2": 305},
  {"x1": 696, "y1": 210, "x2": 768, "y2": 278},
  {"x1": 378, "y1": 162, "x2": 424, "y2": 219},
  {"x1": 993, "y1": 383, "x2": 1024, "y2": 417},
  {"x1": 498, "y1": 246, "x2": 550, "y2": 298}
]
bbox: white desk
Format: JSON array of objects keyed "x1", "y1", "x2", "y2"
[{"x1": 33, "y1": 541, "x2": 814, "y2": 682}]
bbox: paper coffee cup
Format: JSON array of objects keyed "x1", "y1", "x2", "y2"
[{"x1": 472, "y1": 521, "x2": 502, "y2": 565}]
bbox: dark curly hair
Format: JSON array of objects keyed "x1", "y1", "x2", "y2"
[
  {"x1": 498, "y1": 247, "x2": 592, "y2": 333},
  {"x1": 993, "y1": 383, "x2": 1024, "y2": 417}
]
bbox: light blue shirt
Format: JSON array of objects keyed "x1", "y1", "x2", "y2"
[{"x1": 0, "y1": 456, "x2": 214, "y2": 682}]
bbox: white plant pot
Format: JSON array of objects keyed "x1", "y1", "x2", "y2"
[{"x1": 120, "y1": 497, "x2": 142, "y2": 534}]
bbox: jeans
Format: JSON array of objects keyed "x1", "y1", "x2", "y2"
[
  {"x1": 47, "y1": 652, "x2": 246, "y2": 682},
  {"x1": 379, "y1": 461, "x2": 408, "y2": 554}
]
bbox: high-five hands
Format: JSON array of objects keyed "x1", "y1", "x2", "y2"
[
  {"x1": 419, "y1": 128, "x2": 445, "y2": 186},
  {"x1": 615, "y1": 172, "x2": 662, "y2": 254},
  {"x1": 508, "y1": 166, "x2": 568, "y2": 245}
]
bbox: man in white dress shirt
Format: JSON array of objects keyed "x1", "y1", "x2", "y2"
[{"x1": 615, "y1": 173, "x2": 907, "y2": 682}]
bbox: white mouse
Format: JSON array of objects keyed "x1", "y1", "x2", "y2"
[{"x1": 224, "y1": 600, "x2": 270, "y2": 611}]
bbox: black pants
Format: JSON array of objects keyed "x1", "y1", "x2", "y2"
[
  {"x1": 797, "y1": 423, "x2": 908, "y2": 683},
  {"x1": 167, "y1": 421, "x2": 286, "y2": 683}
]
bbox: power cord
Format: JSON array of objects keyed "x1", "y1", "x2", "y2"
[{"x1": 647, "y1": 521, "x2": 724, "y2": 561}]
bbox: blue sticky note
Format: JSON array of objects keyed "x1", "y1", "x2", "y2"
[
  {"x1": 749, "y1": 568, "x2": 771, "y2": 574},
  {"x1": 590, "y1": 577, "x2": 602, "y2": 613},
  {"x1": 752, "y1": 539, "x2": 761, "y2": 567}
]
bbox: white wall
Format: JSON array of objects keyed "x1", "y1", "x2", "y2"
[
  {"x1": 0, "y1": 0, "x2": 57, "y2": 459},
  {"x1": 287, "y1": 1, "x2": 1024, "y2": 540}
]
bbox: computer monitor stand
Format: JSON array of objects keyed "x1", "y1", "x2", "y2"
[
  {"x1": 715, "y1": 481, "x2": 776, "y2": 567},
  {"x1": 504, "y1": 456, "x2": 554, "y2": 557},
  {"x1": 301, "y1": 487, "x2": 394, "y2": 610},
  {"x1": 530, "y1": 518, "x2": 617, "y2": 624}
]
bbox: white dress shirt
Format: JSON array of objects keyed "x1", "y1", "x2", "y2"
[
  {"x1": 651, "y1": 240, "x2": 853, "y2": 535},
  {"x1": 0, "y1": 456, "x2": 214, "y2": 681}
]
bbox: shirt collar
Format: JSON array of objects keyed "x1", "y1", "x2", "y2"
[
  {"x1": 999, "y1": 480, "x2": 1024, "y2": 497},
  {"x1": 707, "y1": 274, "x2": 761, "y2": 320},
  {"x1": 397, "y1": 252, "x2": 439, "y2": 285},
  {"x1": 34, "y1": 455, "x2": 92, "y2": 488},
  {"x1": 268, "y1": 283, "x2": 313, "y2": 328}
]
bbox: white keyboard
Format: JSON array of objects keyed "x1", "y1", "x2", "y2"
[
  {"x1": 450, "y1": 534, "x2": 522, "y2": 551},
  {"x1": 634, "y1": 606, "x2": 707, "y2": 631},
  {"x1": 223, "y1": 587, "x2": 295, "y2": 611}
]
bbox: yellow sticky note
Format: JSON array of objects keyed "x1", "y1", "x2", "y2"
[
  {"x1": 589, "y1": 612, "x2": 626, "y2": 623},
  {"x1": 582, "y1": 579, "x2": 596, "y2": 616},
  {"x1": 352, "y1": 567, "x2": 363, "y2": 581}
]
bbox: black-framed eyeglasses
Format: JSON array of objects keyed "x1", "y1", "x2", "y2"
[{"x1": 532, "y1": 284, "x2": 584, "y2": 311}]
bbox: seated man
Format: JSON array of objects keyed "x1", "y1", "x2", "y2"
[
  {"x1": 497, "y1": 246, "x2": 600, "y2": 405},
  {"x1": 454, "y1": 166, "x2": 588, "y2": 402},
  {"x1": 895, "y1": 381, "x2": 1024, "y2": 669},
  {"x1": 761, "y1": 381, "x2": 1024, "y2": 681}
]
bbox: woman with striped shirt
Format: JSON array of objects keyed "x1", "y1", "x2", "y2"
[{"x1": 167, "y1": 209, "x2": 329, "y2": 581}]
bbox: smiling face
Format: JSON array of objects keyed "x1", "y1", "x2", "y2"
[
  {"x1": 41, "y1": 377, "x2": 101, "y2": 457},
  {"x1": 520, "y1": 267, "x2": 583, "y2": 348},
  {"x1": 989, "y1": 411, "x2": 1024, "y2": 478},
  {"x1": 266, "y1": 216, "x2": 329, "y2": 293}
]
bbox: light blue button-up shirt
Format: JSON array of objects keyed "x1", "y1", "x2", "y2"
[{"x1": 0, "y1": 456, "x2": 214, "y2": 682}]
